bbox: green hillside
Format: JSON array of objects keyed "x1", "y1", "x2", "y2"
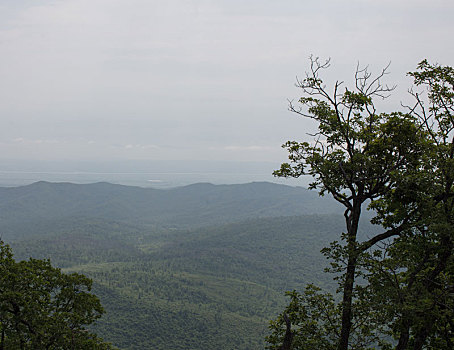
[
  {"x1": 0, "y1": 181, "x2": 340, "y2": 239},
  {"x1": 10, "y1": 215, "x2": 343, "y2": 349},
  {"x1": 4, "y1": 182, "x2": 353, "y2": 349}
]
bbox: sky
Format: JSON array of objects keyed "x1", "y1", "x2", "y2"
[{"x1": 0, "y1": 0, "x2": 453, "y2": 166}]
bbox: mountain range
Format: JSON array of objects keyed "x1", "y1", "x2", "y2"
[{"x1": 3, "y1": 181, "x2": 357, "y2": 349}]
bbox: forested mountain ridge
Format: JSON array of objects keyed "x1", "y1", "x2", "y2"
[
  {"x1": 2, "y1": 181, "x2": 348, "y2": 349},
  {"x1": 0, "y1": 181, "x2": 340, "y2": 239}
]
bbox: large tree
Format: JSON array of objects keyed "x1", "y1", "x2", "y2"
[
  {"x1": 267, "y1": 57, "x2": 441, "y2": 350},
  {"x1": 0, "y1": 240, "x2": 114, "y2": 350},
  {"x1": 363, "y1": 60, "x2": 454, "y2": 349}
]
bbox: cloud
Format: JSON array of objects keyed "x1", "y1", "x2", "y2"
[
  {"x1": 0, "y1": 0, "x2": 453, "y2": 163},
  {"x1": 123, "y1": 144, "x2": 160, "y2": 150},
  {"x1": 223, "y1": 145, "x2": 274, "y2": 152},
  {"x1": 13, "y1": 137, "x2": 60, "y2": 145}
]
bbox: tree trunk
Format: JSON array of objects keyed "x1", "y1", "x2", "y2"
[
  {"x1": 337, "y1": 202, "x2": 361, "y2": 350},
  {"x1": 279, "y1": 313, "x2": 294, "y2": 350},
  {"x1": 337, "y1": 255, "x2": 358, "y2": 350},
  {"x1": 412, "y1": 325, "x2": 430, "y2": 350},
  {"x1": 395, "y1": 318, "x2": 410, "y2": 350},
  {"x1": 0, "y1": 328, "x2": 4, "y2": 350}
]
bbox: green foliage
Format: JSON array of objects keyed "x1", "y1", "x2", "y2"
[
  {"x1": 269, "y1": 57, "x2": 454, "y2": 350},
  {"x1": 0, "y1": 240, "x2": 114, "y2": 349},
  {"x1": 363, "y1": 60, "x2": 454, "y2": 349},
  {"x1": 266, "y1": 286, "x2": 340, "y2": 350},
  {"x1": 8, "y1": 212, "x2": 353, "y2": 349},
  {"x1": 266, "y1": 283, "x2": 395, "y2": 350}
]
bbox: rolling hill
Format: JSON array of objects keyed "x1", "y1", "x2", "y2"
[{"x1": 3, "y1": 181, "x2": 356, "y2": 349}]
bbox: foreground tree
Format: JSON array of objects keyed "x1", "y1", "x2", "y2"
[
  {"x1": 267, "y1": 57, "x2": 453, "y2": 349},
  {"x1": 0, "y1": 240, "x2": 114, "y2": 350},
  {"x1": 364, "y1": 60, "x2": 454, "y2": 349}
]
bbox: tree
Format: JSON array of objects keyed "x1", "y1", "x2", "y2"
[
  {"x1": 362, "y1": 60, "x2": 454, "y2": 349},
  {"x1": 267, "y1": 57, "x2": 434, "y2": 349},
  {"x1": 0, "y1": 239, "x2": 114, "y2": 350}
]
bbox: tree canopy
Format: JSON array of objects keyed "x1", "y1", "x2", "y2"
[
  {"x1": 0, "y1": 240, "x2": 114, "y2": 350},
  {"x1": 268, "y1": 58, "x2": 454, "y2": 349}
]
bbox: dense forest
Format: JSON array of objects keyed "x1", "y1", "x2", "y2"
[{"x1": 2, "y1": 181, "x2": 349, "y2": 349}]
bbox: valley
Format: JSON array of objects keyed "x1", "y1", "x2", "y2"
[{"x1": 3, "y1": 181, "x2": 348, "y2": 349}]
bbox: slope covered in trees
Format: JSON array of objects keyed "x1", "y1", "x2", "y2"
[
  {"x1": 0, "y1": 181, "x2": 339, "y2": 239},
  {"x1": 3, "y1": 181, "x2": 347, "y2": 349},
  {"x1": 0, "y1": 240, "x2": 114, "y2": 349}
]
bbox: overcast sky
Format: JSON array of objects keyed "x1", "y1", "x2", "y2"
[{"x1": 0, "y1": 0, "x2": 453, "y2": 164}]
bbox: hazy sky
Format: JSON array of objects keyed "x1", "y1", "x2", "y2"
[{"x1": 1, "y1": 0, "x2": 453, "y2": 163}]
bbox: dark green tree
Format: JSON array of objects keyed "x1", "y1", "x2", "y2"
[
  {"x1": 362, "y1": 60, "x2": 454, "y2": 349},
  {"x1": 268, "y1": 57, "x2": 432, "y2": 349},
  {"x1": 0, "y1": 240, "x2": 114, "y2": 350}
]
